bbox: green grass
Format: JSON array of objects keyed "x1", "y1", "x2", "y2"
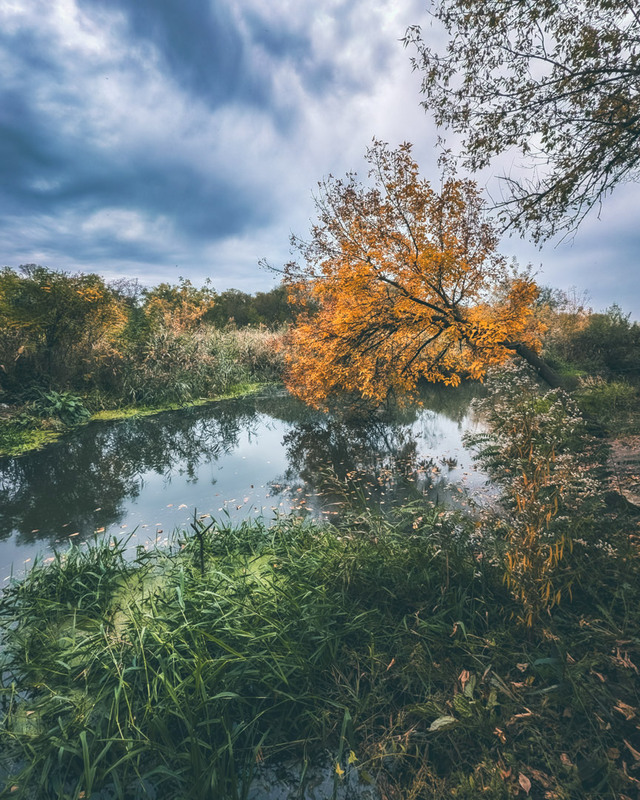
[
  {"x1": 1, "y1": 508, "x2": 638, "y2": 799},
  {"x1": 90, "y1": 381, "x2": 265, "y2": 422}
]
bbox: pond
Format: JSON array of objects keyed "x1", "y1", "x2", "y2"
[{"x1": 0, "y1": 385, "x2": 491, "y2": 581}]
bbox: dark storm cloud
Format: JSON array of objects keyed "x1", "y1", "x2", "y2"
[
  {"x1": 78, "y1": 0, "x2": 265, "y2": 110},
  {"x1": 0, "y1": 0, "x2": 285, "y2": 269}
]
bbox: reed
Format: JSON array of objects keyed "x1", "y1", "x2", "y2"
[{"x1": 0, "y1": 506, "x2": 638, "y2": 799}]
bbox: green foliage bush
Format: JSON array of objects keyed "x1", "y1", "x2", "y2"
[
  {"x1": 574, "y1": 376, "x2": 639, "y2": 433},
  {"x1": 543, "y1": 302, "x2": 640, "y2": 381},
  {"x1": 31, "y1": 390, "x2": 91, "y2": 426}
]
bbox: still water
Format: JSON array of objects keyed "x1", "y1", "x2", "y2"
[{"x1": 0, "y1": 386, "x2": 491, "y2": 580}]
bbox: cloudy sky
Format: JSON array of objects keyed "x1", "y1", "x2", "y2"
[{"x1": 1, "y1": 0, "x2": 638, "y2": 316}]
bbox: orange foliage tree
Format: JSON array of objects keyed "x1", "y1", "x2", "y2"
[{"x1": 283, "y1": 141, "x2": 558, "y2": 407}]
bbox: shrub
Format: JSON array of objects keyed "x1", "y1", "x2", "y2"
[{"x1": 467, "y1": 364, "x2": 605, "y2": 625}]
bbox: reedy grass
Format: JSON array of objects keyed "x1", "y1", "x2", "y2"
[{"x1": 0, "y1": 509, "x2": 638, "y2": 799}]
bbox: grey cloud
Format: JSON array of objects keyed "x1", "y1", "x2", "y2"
[{"x1": 78, "y1": 0, "x2": 267, "y2": 110}]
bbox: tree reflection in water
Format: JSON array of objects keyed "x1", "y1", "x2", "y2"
[
  {"x1": 0, "y1": 399, "x2": 260, "y2": 548},
  {"x1": 264, "y1": 383, "x2": 485, "y2": 520}
]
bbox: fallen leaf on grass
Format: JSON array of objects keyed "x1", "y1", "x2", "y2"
[
  {"x1": 624, "y1": 739, "x2": 640, "y2": 762},
  {"x1": 614, "y1": 700, "x2": 636, "y2": 720},
  {"x1": 518, "y1": 773, "x2": 531, "y2": 794},
  {"x1": 429, "y1": 715, "x2": 456, "y2": 731},
  {"x1": 529, "y1": 768, "x2": 553, "y2": 788}
]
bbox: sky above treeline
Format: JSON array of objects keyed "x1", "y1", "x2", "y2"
[{"x1": 1, "y1": 0, "x2": 639, "y2": 317}]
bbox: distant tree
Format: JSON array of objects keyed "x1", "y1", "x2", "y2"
[
  {"x1": 405, "y1": 1, "x2": 640, "y2": 240},
  {"x1": 203, "y1": 288, "x2": 252, "y2": 328},
  {"x1": 249, "y1": 286, "x2": 294, "y2": 327},
  {"x1": 283, "y1": 141, "x2": 557, "y2": 409},
  {"x1": 143, "y1": 277, "x2": 216, "y2": 331}
]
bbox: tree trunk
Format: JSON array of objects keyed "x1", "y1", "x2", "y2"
[{"x1": 505, "y1": 342, "x2": 564, "y2": 388}]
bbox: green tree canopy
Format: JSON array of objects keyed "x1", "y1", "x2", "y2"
[{"x1": 0, "y1": 265, "x2": 126, "y2": 391}]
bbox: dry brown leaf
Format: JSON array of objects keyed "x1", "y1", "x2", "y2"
[
  {"x1": 529, "y1": 768, "x2": 552, "y2": 788},
  {"x1": 518, "y1": 772, "x2": 532, "y2": 794},
  {"x1": 624, "y1": 739, "x2": 640, "y2": 762},
  {"x1": 614, "y1": 700, "x2": 636, "y2": 720},
  {"x1": 560, "y1": 753, "x2": 573, "y2": 767},
  {"x1": 516, "y1": 662, "x2": 528, "y2": 672},
  {"x1": 459, "y1": 669, "x2": 470, "y2": 690}
]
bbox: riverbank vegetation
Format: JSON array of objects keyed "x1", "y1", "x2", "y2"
[
  {"x1": 0, "y1": 265, "x2": 290, "y2": 455},
  {"x1": 1, "y1": 362, "x2": 639, "y2": 799}
]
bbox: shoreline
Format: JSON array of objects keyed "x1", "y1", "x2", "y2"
[{"x1": 0, "y1": 381, "x2": 270, "y2": 458}]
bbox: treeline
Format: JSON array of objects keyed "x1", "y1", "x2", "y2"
[{"x1": 0, "y1": 264, "x2": 292, "y2": 410}]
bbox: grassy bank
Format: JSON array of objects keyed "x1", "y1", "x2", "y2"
[
  {"x1": 0, "y1": 322, "x2": 286, "y2": 458},
  {"x1": 0, "y1": 381, "x2": 269, "y2": 458},
  {"x1": 0, "y1": 502, "x2": 638, "y2": 800}
]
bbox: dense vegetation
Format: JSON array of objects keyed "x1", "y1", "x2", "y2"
[
  {"x1": 1, "y1": 342, "x2": 639, "y2": 797},
  {"x1": 0, "y1": 265, "x2": 292, "y2": 455}
]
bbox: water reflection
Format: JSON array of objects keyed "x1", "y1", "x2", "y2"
[
  {"x1": 0, "y1": 385, "x2": 488, "y2": 575},
  {"x1": 272, "y1": 387, "x2": 486, "y2": 520},
  {"x1": 0, "y1": 401, "x2": 258, "y2": 547}
]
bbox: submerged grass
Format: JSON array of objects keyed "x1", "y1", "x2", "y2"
[{"x1": 1, "y1": 508, "x2": 639, "y2": 799}]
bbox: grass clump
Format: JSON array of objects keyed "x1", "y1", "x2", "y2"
[{"x1": 1, "y1": 505, "x2": 639, "y2": 799}]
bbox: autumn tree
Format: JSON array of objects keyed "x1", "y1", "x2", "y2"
[
  {"x1": 404, "y1": 1, "x2": 640, "y2": 240},
  {"x1": 283, "y1": 141, "x2": 557, "y2": 408},
  {"x1": 0, "y1": 265, "x2": 127, "y2": 392}
]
